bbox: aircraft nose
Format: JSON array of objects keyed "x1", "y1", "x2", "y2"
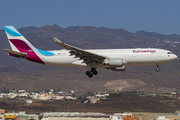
[{"x1": 173, "y1": 54, "x2": 178, "y2": 60}]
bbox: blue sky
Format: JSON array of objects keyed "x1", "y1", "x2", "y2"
[{"x1": 0, "y1": 0, "x2": 180, "y2": 35}]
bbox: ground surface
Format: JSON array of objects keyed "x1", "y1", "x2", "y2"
[{"x1": 1, "y1": 94, "x2": 180, "y2": 114}]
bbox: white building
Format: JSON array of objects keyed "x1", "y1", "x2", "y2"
[
  {"x1": 110, "y1": 113, "x2": 132, "y2": 120},
  {"x1": 156, "y1": 116, "x2": 170, "y2": 120}
]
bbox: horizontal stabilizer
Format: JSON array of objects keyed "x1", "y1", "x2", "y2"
[{"x1": 3, "y1": 49, "x2": 27, "y2": 57}]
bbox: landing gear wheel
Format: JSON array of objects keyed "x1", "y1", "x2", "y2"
[
  {"x1": 88, "y1": 74, "x2": 93, "y2": 78},
  {"x1": 156, "y1": 68, "x2": 160, "y2": 72},
  {"x1": 86, "y1": 71, "x2": 93, "y2": 78},
  {"x1": 93, "y1": 71, "x2": 98, "y2": 75},
  {"x1": 86, "y1": 68, "x2": 98, "y2": 78},
  {"x1": 91, "y1": 68, "x2": 98, "y2": 75}
]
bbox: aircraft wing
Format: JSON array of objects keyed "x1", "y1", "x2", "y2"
[
  {"x1": 3, "y1": 49, "x2": 27, "y2": 57},
  {"x1": 53, "y1": 37, "x2": 106, "y2": 64}
]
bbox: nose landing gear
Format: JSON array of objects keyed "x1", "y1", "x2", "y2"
[
  {"x1": 156, "y1": 65, "x2": 160, "y2": 72},
  {"x1": 86, "y1": 68, "x2": 98, "y2": 78}
]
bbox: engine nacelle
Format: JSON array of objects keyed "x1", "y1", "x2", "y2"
[
  {"x1": 111, "y1": 66, "x2": 126, "y2": 71},
  {"x1": 103, "y1": 58, "x2": 123, "y2": 67}
]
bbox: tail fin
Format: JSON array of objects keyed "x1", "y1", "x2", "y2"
[
  {"x1": 4, "y1": 26, "x2": 45, "y2": 64},
  {"x1": 4, "y1": 26, "x2": 38, "y2": 53}
]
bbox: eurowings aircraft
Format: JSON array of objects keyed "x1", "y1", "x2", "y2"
[{"x1": 3, "y1": 26, "x2": 178, "y2": 78}]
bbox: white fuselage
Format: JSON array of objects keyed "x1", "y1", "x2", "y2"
[{"x1": 41, "y1": 48, "x2": 177, "y2": 68}]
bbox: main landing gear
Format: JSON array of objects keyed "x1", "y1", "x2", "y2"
[
  {"x1": 86, "y1": 68, "x2": 98, "y2": 78},
  {"x1": 156, "y1": 65, "x2": 160, "y2": 72}
]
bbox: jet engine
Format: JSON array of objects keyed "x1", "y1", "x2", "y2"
[{"x1": 103, "y1": 58, "x2": 123, "y2": 67}]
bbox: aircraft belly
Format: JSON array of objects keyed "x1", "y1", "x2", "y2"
[{"x1": 42, "y1": 56, "x2": 80, "y2": 67}]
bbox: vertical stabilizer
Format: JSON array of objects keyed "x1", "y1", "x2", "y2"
[
  {"x1": 4, "y1": 26, "x2": 45, "y2": 64},
  {"x1": 4, "y1": 26, "x2": 37, "y2": 53}
]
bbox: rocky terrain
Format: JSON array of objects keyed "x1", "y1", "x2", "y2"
[
  {"x1": 1, "y1": 93, "x2": 180, "y2": 114},
  {"x1": 0, "y1": 25, "x2": 180, "y2": 92}
]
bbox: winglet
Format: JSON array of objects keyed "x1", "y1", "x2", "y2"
[
  {"x1": 53, "y1": 37, "x2": 62, "y2": 44},
  {"x1": 53, "y1": 37, "x2": 68, "y2": 48}
]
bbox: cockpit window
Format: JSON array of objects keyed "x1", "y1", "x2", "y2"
[{"x1": 167, "y1": 52, "x2": 172, "y2": 54}]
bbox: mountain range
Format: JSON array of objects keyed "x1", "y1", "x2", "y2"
[{"x1": 0, "y1": 25, "x2": 180, "y2": 92}]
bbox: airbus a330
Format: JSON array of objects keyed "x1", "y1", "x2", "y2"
[{"x1": 3, "y1": 26, "x2": 177, "y2": 78}]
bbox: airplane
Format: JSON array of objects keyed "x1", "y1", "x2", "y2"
[{"x1": 3, "y1": 26, "x2": 178, "y2": 78}]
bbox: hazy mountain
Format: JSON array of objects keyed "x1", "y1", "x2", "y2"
[
  {"x1": 0, "y1": 24, "x2": 179, "y2": 70},
  {"x1": 0, "y1": 25, "x2": 180, "y2": 92},
  {"x1": 0, "y1": 57, "x2": 17, "y2": 72},
  {"x1": 0, "y1": 58, "x2": 4, "y2": 65}
]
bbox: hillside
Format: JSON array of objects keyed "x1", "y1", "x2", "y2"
[
  {"x1": 0, "y1": 25, "x2": 180, "y2": 92},
  {"x1": 1, "y1": 25, "x2": 180, "y2": 70},
  {"x1": 2, "y1": 94, "x2": 180, "y2": 114},
  {"x1": 0, "y1": 58, "x2": 17, "y2": 72}
]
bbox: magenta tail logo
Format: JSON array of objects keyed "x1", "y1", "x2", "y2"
[
  {"x1": 4, "y1": 26, "x2": 45, "y2": 65},
  {"x1": 9, "y1": 39, "x2": 45, "y2": 64}
]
